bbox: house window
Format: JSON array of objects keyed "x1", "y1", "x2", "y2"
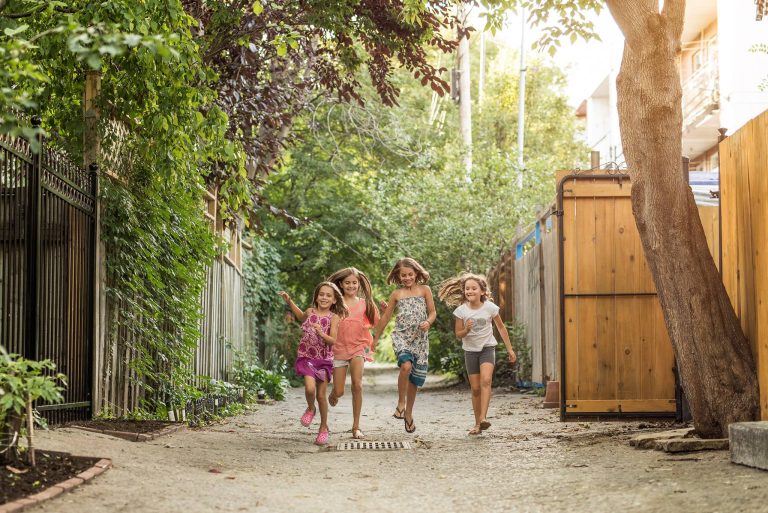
[{"x1": 692, "y1": 49, "x2": 705, "y2": 73}]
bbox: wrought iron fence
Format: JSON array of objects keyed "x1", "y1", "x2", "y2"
[{"x1": 0, "y1": 116, "x2": 97, "y2": 423}]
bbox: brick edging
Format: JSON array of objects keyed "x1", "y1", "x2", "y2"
[
  {"x1": 0, "y1": 456, "x2": 112, "y2": 513},
  {"x1": 70, "y1": 423, "x2": 186, "y2": 442}
]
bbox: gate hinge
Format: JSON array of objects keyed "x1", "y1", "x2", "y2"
[{"x1": 552, "y1": 210, "x2": 564, "y2": 217}]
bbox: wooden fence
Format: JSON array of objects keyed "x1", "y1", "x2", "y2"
[
  {"x1": 489, "y1": 211, "x2": 559, "y2": 384},
  {"x1": 720, "y1": 109, "x2": 768, "y2": 420},
  {"x1": 93, "y1": 255, "x2": 247, "y2": 415},
  {"x1": 490, "y1": 169, "x2": 721, "y2": 417}
]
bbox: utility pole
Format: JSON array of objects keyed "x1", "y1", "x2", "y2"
[
  {"x1": 478, "y1": 30, "x2": 486, "y2": 110},
  {"x1": 517, "y1": 8, "x2": 526, "y2": 188},
  {"x1": 458, "y1": 3, "x2": 472, "y2": 177}
]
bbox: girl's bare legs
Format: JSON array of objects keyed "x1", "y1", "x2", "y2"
[
  {"x1": 467, "y1": 373, "x2": 482, "y2": 430},
  {"x1": 304, "y1": 376, "x2": 317, "y2": 413},
  {"x1": 478, "y1": 363, "x2": 495, "y2": 428},
  {"x1": 396, "y1": 361, "x2": 410, "y2": 415},
  {"x1": 349, "y1": 357, "x2": 365, "y2": 433},
  {"x1": 316, "y1": 380, "x2": 329, "y2": 432},
  {"x1": 329, "y1": 366, "x2": 347, "y2": 407},
  {"x1": 405, "y1": 382, "x2": 417, "y2": 420}
]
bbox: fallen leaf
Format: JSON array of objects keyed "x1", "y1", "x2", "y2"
[{"x1": 209, "y1": 468, "x2": 222, "y2": 473}]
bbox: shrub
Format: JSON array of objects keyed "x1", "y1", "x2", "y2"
[
  {"x1": 0, "y1": 350, "x2": 66, "y2": 466},
  {"x1": 231, "y1": 350, "x2": 289, "y2": 401}
]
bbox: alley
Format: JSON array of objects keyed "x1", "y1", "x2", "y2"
[{"x1": 32, "y1": 366, "x2": 768, "y2": 513}]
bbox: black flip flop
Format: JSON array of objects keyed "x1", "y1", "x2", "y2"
[{"x1": 404, "y1": 416, "x2": 416, "y2": 433}]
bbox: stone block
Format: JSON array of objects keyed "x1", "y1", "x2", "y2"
[
  {"x1": 730, "y1": 421, "x2": 768, "y2": 471},
  {"x1": 656, "y1": 438, "x2": 729, "y2": 453},
  {"x1": 629, "y1": 428, "x2": 694, "y2": 449}
]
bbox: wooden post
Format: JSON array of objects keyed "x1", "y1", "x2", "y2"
[
  {"x1": 717, "y1": 127, "x2": 727, "y2": 276},
  {"x1": 590, "y1": 150, "x2": 600, "y2": 170},
  {"x1": 84, "y1": 71, "x2": 102, "y2": 413}
]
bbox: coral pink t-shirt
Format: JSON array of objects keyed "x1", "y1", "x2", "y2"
[{"x1": 334, "y1": 300, "x2": 378, "y2": 361}]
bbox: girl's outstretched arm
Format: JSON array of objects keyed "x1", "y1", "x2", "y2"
[
  {"x1": 493, "y1": 314, "x2": 517, "y2": 363},
  {"x1": 278, "y1": 291, "x2": 307, "y2": 322},
  {"x1": 373, "y1": 291, "x2": 398, "y2": 343},
  {"x1": 419, "y1": 286, "x2": 437, "y2": 332}
]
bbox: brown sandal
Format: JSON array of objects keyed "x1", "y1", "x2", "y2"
[
  {"x1": 404, "y1": 416, "x2": 416, "y2": 433},
  {"x1": 393, "y1": 406, "x2": 405, "y2": 419},
  {"x1": 479, "y1": 419, "x2": 491, "y2": 430},
  {"x1": 468, "y1": 425, "x2": 482, "y2": 436}
]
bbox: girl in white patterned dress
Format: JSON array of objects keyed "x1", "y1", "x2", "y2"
[{"x1": 373, "y1": 258, "x2": 436, "y2": 433}]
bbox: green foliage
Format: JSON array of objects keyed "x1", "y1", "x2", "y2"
[
  {"x1": 479, "y1": 0, "x2": 602, "y2": 52},
  {"x1": 258, "y1": 37, "x2": 586, "y2": 374},
  {"x1": 750, "y1": 43, "x2": 768, "y2": 91},
  {"x1": 0, "y1": 350, "x2": 66, "y2": 464},
  {"x1": 231, "y1": 350, "x2": 289, "y2": 401},
  {"x1": 102, "y1": 177, "x2": 216, "y2": 413},
  {"x1": 243, "y1": 237, "x2": 284, "y2": 327},
  {"x1": 507, "y1": 320, "x2": 530, "y2": 382}
]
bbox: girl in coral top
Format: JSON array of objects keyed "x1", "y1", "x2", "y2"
[{"x1": 327, "y1": 267, "x2": 380, "y2": 440}]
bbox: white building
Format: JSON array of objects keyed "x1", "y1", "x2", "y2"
[{"x1": 576, "y1": 0, "x2": 768, "y2": 173}]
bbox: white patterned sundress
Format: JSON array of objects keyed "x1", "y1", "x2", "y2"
[{"x1": 391, "y1": 295, "x2": 429, "y2": 386}]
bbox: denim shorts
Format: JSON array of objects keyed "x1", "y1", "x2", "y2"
[{"x1": 464, "y1": 346, "x2": 496, "y2": 375}]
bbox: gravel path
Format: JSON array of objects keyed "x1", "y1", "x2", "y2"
[{"x1": 31, "y1": 366, "x2": 768, "y2": 513}]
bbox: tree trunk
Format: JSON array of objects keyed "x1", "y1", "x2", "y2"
[{"x1": 606, "y1": 0, "x2": 759, "y2": 437}]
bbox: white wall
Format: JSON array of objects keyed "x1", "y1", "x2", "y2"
[{"x1": 718, "y1": 0, "x2": 768, "y2": 134}]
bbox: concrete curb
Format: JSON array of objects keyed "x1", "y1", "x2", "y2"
[
  {"x1": 0, "y1": 454, "x2": 112, "y2": 513},
  {"x1": 70, "y1": 423, "x2": 186, "y2": 442}
]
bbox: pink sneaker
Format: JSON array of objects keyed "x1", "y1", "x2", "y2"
[
  {"x1": 314, "y1": 430, "x2": 330, "y2": 446},
  {"x1": 300, "y1": 408, "x2": 316, "y2": 427}
]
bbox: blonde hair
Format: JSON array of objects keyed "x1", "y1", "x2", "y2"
[
  {"x1": 327, "y1": 267, "x2": 379, "y2": 324},
  {"x1": 438, "y1": 273, "x2": 493, "y2": 307},
  {"x1": 386, "y1": 257, "x2": 430, "y2": 286},
  {"x1": 312, "y1": 281, "x2": 349, "y2": 319}
]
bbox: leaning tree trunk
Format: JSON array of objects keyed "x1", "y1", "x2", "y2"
[{"x1": 606, "y1": 0, "x2": 759, "y2": 438}]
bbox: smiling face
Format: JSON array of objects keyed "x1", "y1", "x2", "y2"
[
  {"x1": 340, "y1": 274, "x2": 360, "y2": 298},
  {"x1": 463, "y1": 279, "x2": 483, "y2": 303},
  {"x1": 398, "y1": 266, "x2": 417, "y2": 287},
  {"x1": 315, "y1": 285, "x2": 337, "y2": 310}
]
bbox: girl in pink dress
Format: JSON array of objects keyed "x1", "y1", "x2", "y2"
[
  {"x1": 326, "y1": 267, "x2": 381, "y2": 440},
  {"x1": 279, "y1": 282, "x2": 347, "y2": 445}
]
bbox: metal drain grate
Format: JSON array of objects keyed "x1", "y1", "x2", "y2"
[{"x1": 336, "y1": 440, "x2": 412, "y2": 451}]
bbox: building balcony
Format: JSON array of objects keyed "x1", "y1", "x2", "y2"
[
  {"x1": 682, "y1": 60, "x2": 720, "y2": 131},
  {"x1": 681, "y1": 60, "x2": 720, "y2": 158}
]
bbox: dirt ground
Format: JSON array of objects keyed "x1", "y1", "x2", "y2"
[{"x1": 31, "y1": 366, "x2": 768, "y2": 513}]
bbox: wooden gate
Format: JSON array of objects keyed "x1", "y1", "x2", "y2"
[{"x1": 556, "y1": 170, "x2": 677, "y2": 418}]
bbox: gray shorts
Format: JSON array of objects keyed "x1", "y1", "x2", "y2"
[
  {"x1": 333, "y1": 355, "x2": 364, "y2": 368},
  {"x1": 464, "y1": 346, "x2": 496, "y2": 375}
]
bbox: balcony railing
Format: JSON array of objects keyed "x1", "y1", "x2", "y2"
[{"x1": 682, "y1": 60, "x2": 719, "y2": 130}]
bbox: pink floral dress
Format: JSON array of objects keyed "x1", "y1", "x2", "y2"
[{"x1": 294, "y1": 310, "x2": 334, "y2": 382}]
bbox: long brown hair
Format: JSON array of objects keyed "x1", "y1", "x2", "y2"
[
  {"x1": 327, "y1": 267, "x2": 379, "y2": 324},
  {"x1": 312, "y1": 281, "x2": 349, "y2": 319},
  {"x1": 438, "y1": 273, "x2": 493, "y2": 307},
  {"x1": 386, "y1": 257, "x2": 430, "y2": 285}
]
